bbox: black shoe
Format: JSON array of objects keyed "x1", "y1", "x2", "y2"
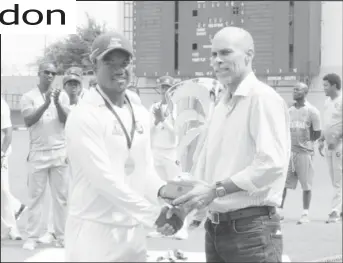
[{"x1": 15, "y1": 204, "x2": 27, "y2": 220}]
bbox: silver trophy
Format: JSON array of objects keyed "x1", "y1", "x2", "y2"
[{"x1": 165, "y1": 77, "x2": 223, "y2": 173}]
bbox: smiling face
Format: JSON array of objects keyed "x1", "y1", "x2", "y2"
[
  {"x1": 38, "y1": 63, "x2": 57, "y2": 91},
  {"x1": 95, "y1": 49, "x2": 131, "y2": 94},
  {"x1": 210, "y1": 27, "x2": 254, "y2": 87}
]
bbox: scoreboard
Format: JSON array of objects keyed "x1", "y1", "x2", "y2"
[
  {"x1": 132, "y1": 1, "x2": 175, "y2": 77},
  {"x1": 133, "y1": 1, "x2": 321, "y2": 78}
]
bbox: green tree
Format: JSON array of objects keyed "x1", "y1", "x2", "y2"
[{"x1": 34, "y1": 13, "x2": 107, "y2": 75}]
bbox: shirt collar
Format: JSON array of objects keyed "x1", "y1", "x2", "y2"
[
  {"x1": 232, "y1": 72, "x2": 257, "y2": 97},
  {"x1": 83, "y1": 86, "x2": 106, "y2": 107}
]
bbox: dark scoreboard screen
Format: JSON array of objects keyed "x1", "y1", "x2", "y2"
[
  {"x1": 178, "y1": 1, "x2": 290, "y2": 77},
  {"x1": 133, "y1": 1, "x2": 320, "y2": 78},
  {"x1": 132, "y1": 1, "x2": 175, "y2": 77}
]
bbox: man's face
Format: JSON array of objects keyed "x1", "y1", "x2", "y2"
[
  {"x1": 210, "y1": 35, "x2": 251, "y2": 85},
  {"x1": 38, "y1": 64, "x2": 57, "y2": 89},
  {"x1": 65, "y1": 80, "x2": 82, "y2": 98},
  {"x1": 95, "y1": 49, "x2": 131, "y2": 93},
  {"x1": 160, "y1": 84, "x2": 171, "y2": 101},
  {"x1": 293, "y1": 84, "x2": 307, "y2": 100},
  {"x1": 323, "y1": 80, "x2": 335, "y2": 97}
]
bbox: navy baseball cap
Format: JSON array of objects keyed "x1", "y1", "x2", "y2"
[
  {"x1": 63, "y1": 67, "x2": 82, "y2": 85},
  {"x1": 157, "y1": 76, "x2": 176, "y2": 87},
  {"x1": 90, "y1": 32, "x2": 133, "y2": 63}
]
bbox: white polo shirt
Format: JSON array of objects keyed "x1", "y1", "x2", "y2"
[
  {"x1": 323, "y1": 93, "x2": 342, "y2": 146},
  {"x1": 65, "y1": 87, "x2": 165, "y2": 228},
  {"x1": 20, "y1": 87, "x2": 69, "y2": 152}
]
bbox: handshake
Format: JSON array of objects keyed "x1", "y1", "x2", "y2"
[
  {"x1": 153, "y1": 177, "x2": 215, "y2": 236},
  {"x1": 154, "y1": 206, "x2": 187, "y2": 236}
]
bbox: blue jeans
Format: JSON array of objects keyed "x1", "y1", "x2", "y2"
[{"x1": 204, "y1": 213, "x2": 283, "y2": 262}]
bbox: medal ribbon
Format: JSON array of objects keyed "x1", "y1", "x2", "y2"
[{"x1": 96, "y1": 87, "x2": 136, "y2": 149}]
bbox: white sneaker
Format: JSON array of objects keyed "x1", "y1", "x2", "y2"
[
  {"x1": 297, "y1": 214, "x2": 310, "y2": 224},
  {"x1": 23, "y1": 239, "x2": 37, "y2": 250},
  {"x1": 8, "y1": 228, "x2": 22, "y2": 240},
  {"x1": 38, "y1": 232, "x2": 55, "y2": 244},
  {"x1": 326, "y1": 211, "x2": 341, "y2": 224}
]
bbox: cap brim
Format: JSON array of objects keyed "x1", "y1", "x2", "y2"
[
  {"x1": 97, "y1": 47, "x2": 132, "y2": 61},
  {"x1": 64, "y1": 75, "x2": 82, "y2": 85}
]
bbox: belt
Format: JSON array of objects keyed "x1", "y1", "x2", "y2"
[{"x1": 208, "y1": 206, "x2": 276, "y2": 225}]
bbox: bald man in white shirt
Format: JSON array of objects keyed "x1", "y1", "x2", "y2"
[{"x1": 172, "y1": 27, "x2": 291, "y2": 262}]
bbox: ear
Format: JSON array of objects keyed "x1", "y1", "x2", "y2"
[{"x1": 246, "y1": 49, "x2": 254, "y2": 65}]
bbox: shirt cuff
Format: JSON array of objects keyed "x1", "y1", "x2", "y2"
[{"x1": 230, "y1": 169, "x2": 258, "y2": 195}]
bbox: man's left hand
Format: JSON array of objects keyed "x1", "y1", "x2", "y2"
[
  {"x1": 172, "y1": 183, "x2": 216, "y2": 212},
  {"x1": 52, "y1": 88, "x2": 61, "y2": 105}
]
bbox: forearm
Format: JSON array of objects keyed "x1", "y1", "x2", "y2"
[
  {"x1": 24, "y1": 102, "x2": 49, "y2": 127},
  {"x1": 1, "y1": 130, "x2": 12, "y2": 155},
  {"x1": 216, "y1": 178, "x2": 243, "y2": 195},
  {"x1": 55, "y1": 102, "x2": 68, "y2": 124}
]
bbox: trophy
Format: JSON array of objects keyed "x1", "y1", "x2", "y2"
[{"x1": 161, "y1": 77, "x2": 223, "y2": 200}]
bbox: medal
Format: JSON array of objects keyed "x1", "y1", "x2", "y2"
[
  {"x1": 96, "y1": 87, "x2": 137, "y2": 176},
  {"x1": 124, "y1": 155, "x2": 135, "y2": 175}
]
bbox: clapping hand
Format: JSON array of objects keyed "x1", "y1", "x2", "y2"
[
  {"x1": 44, "y1": 89, "x2": 53, "y2": 106},
  {"x1": 52, "y1": 88, "x2": 61, "y2": 105},
  {"x1": 155, "y1": 206, "x2": 187, "y2": 236}
]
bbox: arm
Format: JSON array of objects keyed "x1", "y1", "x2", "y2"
[
  {"x1": 66, "y1": 109, "x2": 161, "y2": 228},
  {"x1": 310, "y1": 108, "x2": 322, "y2": 142},
  {"x1": 20, "y1": 94, "x2": 49, "y2": 127},
  {"x1": 145, "y1": 121, "x2": 168, "y2": 205},
  {"x1": 1, "y1": 101, "x2": 12, "y2": 156},
  {"x1": 1, "y1": 127, "x2": 12, "y2": 156},
  {"x1": 54, "y1": 91, "x2": 70, "y2": 124},
  {"x1": 228, "y1": 95, "x2": 291, "y2": 194}
]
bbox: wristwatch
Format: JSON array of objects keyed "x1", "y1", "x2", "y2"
[{"x1": 215, "y1": 181, "x2": 226, "y2": 198}]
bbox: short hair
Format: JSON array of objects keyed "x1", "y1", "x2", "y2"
[
  {"x1": 323, "y1": 73, "x2": 341, "y2": 90},
  {"x1": 38, "y1": 62, "x2": 56, "y2": 72}
]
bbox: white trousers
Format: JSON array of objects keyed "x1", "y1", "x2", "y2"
[
  {"x1": 326, "y1": 142, "x2": 343, "y2": 213},
  {"x1": 1, "y1": 156, "x2": 20, "y2": 237},
  {"x1": 65, "y1": 216, "x2": 147, "y2": 262},
  {"x1": 26, "y1": 149, "x2": 68, "y2": 239}
]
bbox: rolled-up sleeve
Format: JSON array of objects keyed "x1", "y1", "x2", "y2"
[
  {"x1": 230, "y1": 95, "x2": 291, "y2": 194},
  {"x1": 66, "y1": 108, "x2": 161, "y2": 228}
]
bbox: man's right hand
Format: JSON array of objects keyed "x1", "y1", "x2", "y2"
[
  {"x1": 44, "y1": 89, "x2": 53, "y2": 106},
  {"x1": 154, "y1": 206, "x2": 187, "y2": 236},
  {"x1": 318, "y1": 140, "x2": 325, "y2": 157}
]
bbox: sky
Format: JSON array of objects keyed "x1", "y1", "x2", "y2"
[{"x1": 1, "y1": 1, "x2": 124, "y2": 76}]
